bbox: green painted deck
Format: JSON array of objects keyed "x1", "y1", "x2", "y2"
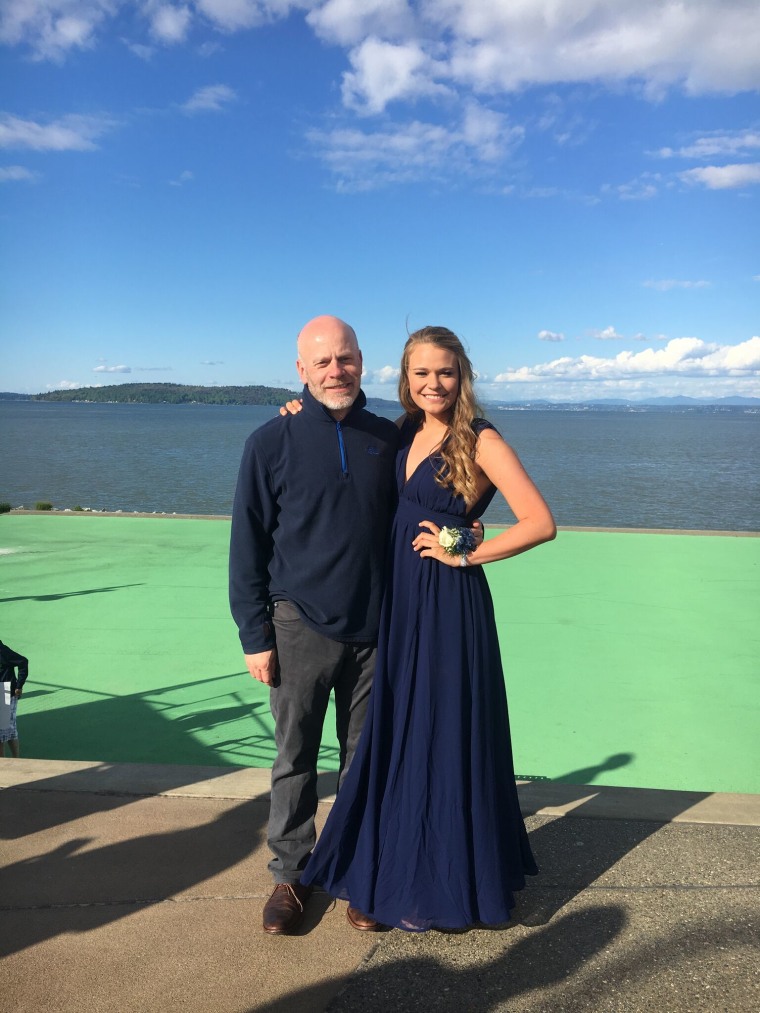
[{"x1": 1, "y1": 514, "x2": 758, "y2": 794}]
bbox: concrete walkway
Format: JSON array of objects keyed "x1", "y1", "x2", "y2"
[{"x1": 2, "y1": 759, "x2": 758, "y2": 1013}]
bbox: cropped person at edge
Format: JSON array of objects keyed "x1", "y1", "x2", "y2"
[{"x1": 0, "y1": 640, "x2": 29, "y2": 758}]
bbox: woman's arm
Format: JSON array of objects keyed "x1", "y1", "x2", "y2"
[
  {"x1": 279, "y1": 399, "x2": 303, "y2": 415},
  {"x1": 413, "y1": 428, "x2": 556, "y2": 566}
]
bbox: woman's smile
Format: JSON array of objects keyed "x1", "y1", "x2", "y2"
[{"x1": 407, "y1": 345, "x2": 460, "y2": 418}]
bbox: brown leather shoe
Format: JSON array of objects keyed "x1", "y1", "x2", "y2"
[
  {"x1": 346, "y1": 905, "x2": 383, "y2": 931},
  {"x1": 263, "y1": 883, "x2": 312, "y2": 935}
]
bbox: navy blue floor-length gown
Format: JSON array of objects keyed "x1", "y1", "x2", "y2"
[{"x1": 302, "y1": 418, "x2": 538, "y2": 930}]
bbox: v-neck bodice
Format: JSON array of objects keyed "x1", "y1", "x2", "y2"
[{"x1": 396, "y1": 416, "x2": 498, "y2": 524}]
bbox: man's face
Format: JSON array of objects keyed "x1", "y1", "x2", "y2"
[{"x1": 296, "y1": 326, "x2": 363, "y2": 416}]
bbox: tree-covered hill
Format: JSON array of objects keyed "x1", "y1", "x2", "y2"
[{"x1": 33, "y1": 383, "x2": 301, "y2": 405}]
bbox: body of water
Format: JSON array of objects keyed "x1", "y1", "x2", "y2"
[{"x1": 2, "y1": 400, "x2": 758, "y2": 530}]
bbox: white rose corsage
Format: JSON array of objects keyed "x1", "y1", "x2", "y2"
[{"x1": 438, "y1": 526, "x2": 478, "y2": 557}]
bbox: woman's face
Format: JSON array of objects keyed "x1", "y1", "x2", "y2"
[{"x1": 406, "y1": 343, "x2": 460, "y2": 420}]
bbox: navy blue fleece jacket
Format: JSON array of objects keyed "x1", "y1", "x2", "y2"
[
  {"x1": 0, "y1": 641, "x2": 28, "y2": 697},
  {"x1": 229, "y1": 387, "x2": 399, "y2": 654}
]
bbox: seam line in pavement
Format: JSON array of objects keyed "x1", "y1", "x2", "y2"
[
  {"x1": 1, "y1": 894, "x2": 276, "y2": 913},
  {"x1": 529, "y1": 884, "x2": 760, "y2": 892},
  {"x1": 4, "y1": 884, "x2": 757, "y2": 915}
]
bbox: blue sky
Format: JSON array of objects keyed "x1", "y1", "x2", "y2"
[{"x1": 2, "y1": 0, "x2": 759, "y2": 401}]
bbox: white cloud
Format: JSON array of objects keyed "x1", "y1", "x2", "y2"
[
  {"x1": 535, "y1": 94, "x2": 595, "y2": 148},
  {"x1": 643, "y1": 279, "x2": 711, "y2": 291},
  {"x1": 679, "y1": 163, "x2": 760, "y2": 189},
  {"x1": 308, "y1": 0, "x2": 413, "y2": 47},
  {"x1": 609, "y1": 134, "x2": 760, "y2": 198},
  {"x1": 169, "y1": 168, "x2": 194, "y2": 185},
  {"x1": 147, "y1": 3, "x2": 192, "y2": 44},
  {"x1": 181, "y1": 84, "x2": 238, "y2": 113},
  {"x1": 460, "y1": 102, "x2": 514, "y2": 162},
  {"x1": 0, "y1": 113, "x2": 116, "y2": 151},
  {"x1": 591, "y1": 326, "x2": 624, "y2": 341},
  {"x1": 0, "y1": 0, "x2": 115, "y2": 61},
  {"x1": 657, "y1": 131, "x2": 760, "y2": 160},
  {"x1": 494, "y1": 336, "x2": 760, "y2": 384},
  {"x1": 93, "y1": 364, "x2": 131, "y2": 373},
  {"x1": 0, "y1": 165, "x2": 40, "y2": 182},
  {"x1": 125, "y1": 40, "x2": 154, "y2": 58},
  {"x1": 49, "y1": 379, "x2": 84, "y2": 390},
  {"x1": 309, "y1": 102, "x2": 523, "y2": 190},
  {"x1": 370, "y1": 365, "x2": 400, "y2": 383},
  {"x1": 603, "y1": 178, "x2": 659, "y2": 201},
  {"x1": 197, "y1": 39, "x2": 222, "y2": 57},
  {"x1": 5, "y1": 1, "x2": 760, "y2": 108},
  {"x1": 201, "y1": 359, "x2": 224, "y2": 364},
  {"x1": 0, "y1": 0, "x2": 306, "y2": 60},
  {"x1": 194, "y1": 0, "x2": 297, "y2": 33},
  {"x1": 440, "y1": 0, "x2": 760, "y2": 97},
  {"x1": 538, "y1": 330, "x2": 564, "y2": 342},
  {"x1": 335, "y1": 1, "x2": 760, "y2": 116},
  {"x1": 342, "y1": 36, "x2": 450, "y2": 113}
]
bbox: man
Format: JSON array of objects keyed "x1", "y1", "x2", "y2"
[{"x1": 229, "y1": 315, "x2": 398, "y2": 935}]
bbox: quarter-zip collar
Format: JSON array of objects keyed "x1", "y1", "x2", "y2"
[
  {"x1": 300, "y1": 385, "x2": 367, "y2": 478},
  {"x1": 300, "y1": 384, "x2": 367, "y2": 423}
]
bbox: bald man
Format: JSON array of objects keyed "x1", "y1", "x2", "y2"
[{"x1": 230, "y1": 315, "x2": 398, "y2": 934}]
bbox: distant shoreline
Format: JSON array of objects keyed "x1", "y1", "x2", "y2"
[{"x1": 1, "y1": 386, "x2": 758, "y2": 410}]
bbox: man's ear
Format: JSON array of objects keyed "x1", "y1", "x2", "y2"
[{"x1": 296, "y1": 358, "x2": 307, "y2": 383}]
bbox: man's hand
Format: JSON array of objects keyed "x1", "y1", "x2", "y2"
[{"x1": 245, "y1": 649, "x2": 277, "y2": 686}]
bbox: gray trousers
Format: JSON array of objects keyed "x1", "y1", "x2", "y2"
[{"x1": 268, "y1": 600, "x2": 376, "y2": 884}]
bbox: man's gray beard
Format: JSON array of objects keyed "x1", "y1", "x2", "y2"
[{"x1": 310, "y1": 385, "x2": 358, "y2": 411}]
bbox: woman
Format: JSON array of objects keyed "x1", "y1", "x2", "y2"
[{"x1": 301, "y1": 326, "x2": 556, "y2": 931}]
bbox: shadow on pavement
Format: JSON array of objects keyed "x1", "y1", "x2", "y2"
[
  {"x1": 260, "y1": 903, "x2": 628, "y2": 1012},
  {"x1": 0, "y1": 766, "x2": 343, "y2": 959},
  {"x1": 0, "y1": 792, "x2": 268, "y2": 959},
  {"x1": 516, "y1": 812, "x2": 664, "y2": 926},
  {"x1": 0, "y1": 759, "x2": 257, "y2": 838},
  {"x1": 256, "y1": 903, "x2": 756, "y2": 1013}
]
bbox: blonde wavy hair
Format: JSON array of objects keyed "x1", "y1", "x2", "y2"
[{"x1": 398, "y1": 326, "x2": 484, "y2": 504}]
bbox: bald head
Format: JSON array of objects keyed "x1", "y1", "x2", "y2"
[
  {"x1": 296, "y1": 315, "x2": 363, "y2": 419},
  {"x1": 297, "y1": 315, "x2": 357, "y2": 357}
]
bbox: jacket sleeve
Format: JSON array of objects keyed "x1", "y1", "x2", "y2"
[
  {"x1": 0, "y1": 645, "x2": 28, "y2": 692},
  {"x1": 229, "y1": 435, "x2": 279, "y2": 654}
]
